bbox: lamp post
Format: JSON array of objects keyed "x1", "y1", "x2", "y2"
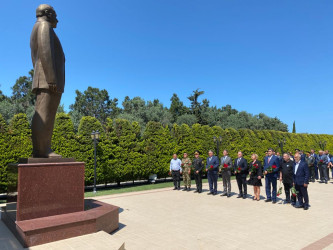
[
  {"x1": 213, "y1": 136, "x2": 223, "y2": 157},
  {"x1": 319, "y1": 140, "x2": 327, "y2": 151},
  {"x1": 91, "y1": 130, "x2": 100, "y2": 194},
  {"x1": 277, "y1": 138, "x2": 286, "y2": 155}
]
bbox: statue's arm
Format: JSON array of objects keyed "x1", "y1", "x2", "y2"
[{"x1": 37, "y1": 22, "x2": 57, "y2": 85}]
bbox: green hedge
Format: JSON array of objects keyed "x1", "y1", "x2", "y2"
[{"x1": 1, "y1": 112, "x2": 332, "y2": 193}]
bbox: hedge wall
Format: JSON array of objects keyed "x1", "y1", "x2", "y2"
[{"x1": 1, "y1": 112, "x2": 332, "y2": 192}]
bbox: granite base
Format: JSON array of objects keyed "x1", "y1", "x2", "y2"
[{"x1": 1, "y1": 199, "x2": 119, "y2": 247}]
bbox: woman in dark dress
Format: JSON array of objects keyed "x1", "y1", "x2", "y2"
[{"x1": 248, "y1": 153, "x2": 263, "y2": 201}]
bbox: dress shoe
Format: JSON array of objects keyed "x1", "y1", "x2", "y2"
[
  {"x1": 272, "y1": 200, "x2": 276, "y2": 204},
  {"x1": 227, "y1": 194, "x2": 231, "y2": 198},
  {"x1": 207, "y1": 192, "x2": 213, "y2": 195},
  {"x1": 237, "y1": 194, "x2": 243, "y2": 198},
  {"x1": 220, "y1": 193, "x2": 227, "y2": 197},
  {"x1": 194, "y1": 190, "x2": 198, "y2": 193},
  {"x1": 285, "y1": 200, "x2": 290, "y2": 204},
  {"x1": 291, "y1": 202, "x2": 296, "y2": 206},
  {"x1": 295, "y1": 204, "x2": 304, "y2": 209},
  {"x1": 183, "y1": 187, "x2": 187, "y2": 191},
  {"x1": 265, "y1": 199, "x2": 272, "y2": 202},
  {"x1": 187, "y1": 188, "x2": 191, "y2": 191},
  {"x1": 177, "y1": 187, "x2": 180, "y2": 190},
  {"x1": 198, "y1": 191, "x2": 202, "y2": 193},
  {"x1": 173, "y1": 187, "x2": 177, "y2": 190},
  {"x1": 304, "y1": 206, "x2": 309, "y2": 210},
  {"x1": 213, "y1": 192, "x2": 217, "y2": 196}
]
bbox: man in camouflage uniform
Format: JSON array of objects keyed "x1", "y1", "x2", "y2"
[{"x1": 181, "y1": 153, "x2": 192, "y2": 191}]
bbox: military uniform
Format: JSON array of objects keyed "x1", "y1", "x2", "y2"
[
  {"x1": 192, "y1": 157, "x2": 204, "y2": 193},
  {"x1": 181, "y1": 157, "x2": 192, "y2": 191}
]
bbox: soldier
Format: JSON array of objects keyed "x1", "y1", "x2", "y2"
[
  {"x1": 181, "y1": 153, "x2": 192, "y2": 191},
  {"x1": 219, "y1": 150, "x2": 232, "y2": 197},
  {"x1": 305, "y1": 151, "x2": 315, "y2": 182},
  {"x1": 192, "y1": 151, "x2": 204, "y2": 193}
]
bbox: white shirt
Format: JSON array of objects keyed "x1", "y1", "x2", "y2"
[
  {"x1": 170, "y1": 158, "x2": 182, "y2": 171},
  {"x1": 294, "y1": 161, "x2": 300, "y2": 174}
]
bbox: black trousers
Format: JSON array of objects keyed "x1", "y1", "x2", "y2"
[
  {"x1": 236, "y1": 175, "x2": 247, "y2": 195},
  {"x1": 194, "y1": 173, "x2": 202, "y2": 192},
  {"x1": 172, "y1": 170, "x2": 180, "y2": 188},
  {"x1": 295, "y1": 184, "x2": 309, "y2": 207},
  {"x1": 283, "y1": 182, "x2": 296, "y2": 203}
]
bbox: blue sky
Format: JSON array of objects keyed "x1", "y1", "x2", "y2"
[{"x1": 1, "y1": 1, "x2": 333, "y2": 134}]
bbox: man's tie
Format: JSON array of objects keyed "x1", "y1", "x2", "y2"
[
  {"x1": 268, "y1": 157, "x2": 271, "y2": 163},
  {"x1": 237, "y1": 158, "x2": 240, "y2": 165}
]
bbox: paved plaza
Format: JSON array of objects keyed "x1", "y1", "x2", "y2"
[{"x1": 1, "y1": 179, "x2": 333, "y2": 249}]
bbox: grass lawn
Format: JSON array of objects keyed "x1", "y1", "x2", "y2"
[{"x1": 85, "y1": 176, "x2": 236, "y2": 197}]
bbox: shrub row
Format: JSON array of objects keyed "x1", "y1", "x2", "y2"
[{"x1": 1, "y1": 113, "x2": 332, "y2": 192}]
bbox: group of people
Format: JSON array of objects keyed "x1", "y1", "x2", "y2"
[{"x1": 169, "y1": 148, "x2": 333, "y2": 211}]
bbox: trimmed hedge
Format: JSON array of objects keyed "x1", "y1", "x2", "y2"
[{"x1": 0, "y1": 112, "x2": 332, "y2": 192}]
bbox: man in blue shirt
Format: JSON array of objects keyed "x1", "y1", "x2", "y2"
[{"x1": 169, "y1": 154, "x2": 182, "y2": 190}]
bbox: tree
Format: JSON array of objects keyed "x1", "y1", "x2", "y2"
[
  {"x1": 187, "y1": 89, "x2": 205, "y2": 123},
  {"x1": 69, "y1": 87, "x2": 119, "y2": 123},
  {"x1": 292, "y1": 121, "x2": 296, "y2": 133},
  {"x1": 11, "y1": 70, "x2": 35, "y2": 110},
  {"x1": 169, "y1": 94, "x2": 188, "y2": 122}
]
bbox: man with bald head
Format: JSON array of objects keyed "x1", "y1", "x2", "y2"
[{"x1": 30, "y1": 4, "x2": 65, "y2": 157}]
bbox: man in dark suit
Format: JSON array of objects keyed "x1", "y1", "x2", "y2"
[
  {"x1": 310, "y1": 149, "x2": 319, "y2": 180},
  {"x1": 205, "y1": 150, "x2": 219, "y2": 195},
  {"x1": 263, "y1": 148, "x2": 280, "y2": 203},
  {"x1": 233, "y1": 151, "x2": 248, "y2": 199},
  {"x1": 30, "y1": 4, "x2": 65, "y2": 158},
  {"x1": 293, "y1": 153, "x2": 310, "y2": 210}
]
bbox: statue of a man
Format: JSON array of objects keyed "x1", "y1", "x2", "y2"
[{"x1": 30, "y1": 4, "x2": 65, "y2": 158}]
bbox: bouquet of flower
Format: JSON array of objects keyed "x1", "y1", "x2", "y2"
[
  {"x1": 277, "y1": 186, "x2": 283, "y2": 197},
  {"x1": 222, "y1": 163, "x2": 229, "y2": 171},
  {"x1": 318, "y1": 160, "x2": 324, "y2": 165},
  {"x1": 209, "y1": 165, "x2": 214, "y2": 171},
  {"x1": 291, "y1": 186, "x2": 297, "y2": 197},
  {"x1": 234, "y1": 167, "x2": 241, "y2": 174},
  {"x1": 250, "y1": 163, "x2": 259, "y2": 173}
]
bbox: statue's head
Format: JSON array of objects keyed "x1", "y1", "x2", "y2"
[{"x1": 36, "y1": 4, "x2": 58, "y2": 28}]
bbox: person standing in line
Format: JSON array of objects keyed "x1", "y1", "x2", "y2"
[
  {"x1": 293, "y1": 153, "x2": 310, "y2": 210},
  {"x1": 280, "y1": 153, "x2": 296, "y2": 206},
  {"x1": 169, "y1": 154, "x2": 182, "y2": 190},
  {"x1": 234, "y1": 151, "x2": 248, "y2": 199},
  {"x1": 305, "y1": 151, "x2": 315, "y2": 182},
  {"x1": 193, "y1": 151, "x2": 204, "y2": 193},
  {"x1": 318, "y1": 150, "x2": 329, "y2": 184},
  {"x1": 310, "y1": 149, "x2": 319, "y2": 180},
  {"x1": 181, "y1": 153, "x2": 192, "y2": 191},
  {"x1": 219, "y1": 150, "x2": 232, "y2": 197},
  {"x1": 247, "y1": 153, "x2": 262, "y2": 201},
  {"x1": 263, "y1": 148, "x2": 280, "y2": 204},
  {"x1": 205, "y1": 150, "x2": 219, "y2": 195}
]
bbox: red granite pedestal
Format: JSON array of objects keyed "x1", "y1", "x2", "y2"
[{"x1": 1, "y1": 161, "x2": 119, "y2": 247}]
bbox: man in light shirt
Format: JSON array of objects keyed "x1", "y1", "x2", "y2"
[{"x1": 169, "y1": 154, "x2": 182, "y2": 190}]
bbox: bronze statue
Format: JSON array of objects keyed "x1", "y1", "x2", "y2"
[{"x1": 30, "y1": 4, "x2": 65, "y2": 158}]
